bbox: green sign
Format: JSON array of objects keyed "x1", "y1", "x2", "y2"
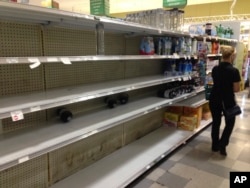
[
  {"x1": 163, "y1": 0, "x2": 187, "y2": 8},
  {"x1": 90, "y1": 0, "x2": 110, "y2": 16}
]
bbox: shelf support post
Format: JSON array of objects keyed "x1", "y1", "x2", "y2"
[{"x1": 96, "y1": 22, "x2": 105, "y2": 55}]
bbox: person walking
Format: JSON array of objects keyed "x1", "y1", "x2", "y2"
[{"x1": 209, "y1": 45, "x2": 241, "y2": 156}]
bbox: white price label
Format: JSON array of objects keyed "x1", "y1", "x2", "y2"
[
  {"x1": 60, "y1": 57, "x2": 72, "y2": 65},
  {"x1": 18, "y1": 156, "x2": 29, "y2": 163},
  {"x1": 30, "y1": 106, "x2": 41, "y2": 112},
  {"x1": 28, "y1": 58, "x2": 41, "y2": 69},
  {"x1": 144, "y1": 111, "x2": 148, "y2": 115},
  {"x1": 11, "y1": 111, "x2": 24, "y2": 122}
]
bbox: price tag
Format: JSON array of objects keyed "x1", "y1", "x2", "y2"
[
  {"x1": 18, "y1": 156, "x2": 29, "y2": 164},
  {"x1": 28, "y1": 58, "x2": 41, "y2": 69},
  {"x1": 169, "y1": 102, "x2": 173, "y2": 105},
  {"x1": 144, "y1": 111, "x2": 148, "y2": 115},
  {"x1": 6, "y1": 58, "x2": 19, "y2": 64},
  {"x1": 60, "y1": 57, "x2": 72, "y2": 65},
  {"x1": 30, "y1": 106, "x2": 41, "y2": 112},
  {"x1": 11, "y1": 111, "x2": 24, "y2": 122}
]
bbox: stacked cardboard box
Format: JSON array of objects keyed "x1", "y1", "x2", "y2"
[{"x1": 163, "y1": 104, "x2": 208, "y2": 131}]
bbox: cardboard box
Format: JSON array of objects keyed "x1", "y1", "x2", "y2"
[
  {"x1": 178, "y1": 115, "x2": 198, "y2": 131},
  {"x1": 183, "y1": 106, "x2": 202, "y2": 128},
  {"x1": 164, "y1": 112, "x2": 180, "y2": 122}
]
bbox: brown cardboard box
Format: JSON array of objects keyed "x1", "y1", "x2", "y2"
[
  {"x1": 183, "y1": 106, "x2": 202, "y2": 128},
  {"x1": 178, "y1": 115, "x2": 198, "y2": 131}
]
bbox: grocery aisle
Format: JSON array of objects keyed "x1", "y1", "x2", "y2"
[{"x1": 128, "y1": 90, "x2": 250, "y2": 188}]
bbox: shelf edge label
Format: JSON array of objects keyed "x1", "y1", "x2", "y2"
[{"x1": 11, "y1": 110, "x2": 24, "y2": 122}]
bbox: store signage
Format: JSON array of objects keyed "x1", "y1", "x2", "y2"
[
  {"x1": 163, "y1": 0, "x2": 187, "y2": 8},
  {"x1": 90, "y1": 0, "x2": 110, "y2": 16}
]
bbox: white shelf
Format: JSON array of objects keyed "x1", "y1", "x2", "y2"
[
  {"x1": 0, "y1": 75, "x2": 194, "y2": 119},
  {"x1": 0, "y1": 55, "x2": 191, "y2": 65},
  {"x1": 0, "y1": 93, "x2": 198, "y2": 171},
  {"x1": 0, "y1": 2, "x2": 189, "y2": 37},
  {"x1": 176, "y1": 91, "x2": 208, "y2": 107},
  {"x1": 50, "y1": 120, "x2": 212, "y2": 188},
  {"x1": 191, "y1": 34, "x2": 238, "y2": 43}
]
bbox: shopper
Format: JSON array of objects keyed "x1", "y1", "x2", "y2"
[{"x1": 209, "y1": 45, "x2": 241, "y2": 156}]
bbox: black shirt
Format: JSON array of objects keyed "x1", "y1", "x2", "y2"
[{"x1": 209, "y1": 62, "x2": 241, "y2": 108}]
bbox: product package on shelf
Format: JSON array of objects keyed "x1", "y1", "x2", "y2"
[
  {"x1": 178, "y1": 115, "x2": 198, "y2": 131},
  {"x1": 139, "y1": 36, "x2": 155, "y2": 55},
  {"x1": 182, "y1": 106, "x2": 202, "y2": 128},
  {"x1": 163, "y1": 112, "x2": 180, "y2": 127},
  {"x1": 202, "y1": 103, "x2": 212, "y2": 120},
  {"x1": 163, "y1": 106, "x2": 183, "y2": 127}
]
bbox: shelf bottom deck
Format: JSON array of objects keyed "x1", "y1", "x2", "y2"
[{"x1": 51, "y1": 120, "x2": 212, "y2": 188}]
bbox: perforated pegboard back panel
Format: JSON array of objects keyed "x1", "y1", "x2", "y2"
[
  {"x1": 46, "y1": 97, "x2": 106, "y2": 120},
  {"x1": 125, "y1": 36, "x2": 141, "y2": 55},
  {"x1": 2, "y1": 111, "x2": 46, "y2": 133},
  {"x1": 44, "y1": 61, "x2": 125, "y2": 89},
  {"x1": 123, "y1": 109, "x2": 165, "y2": 146},
  {"x1": 125, "y1": 60, "x2": 164, "y2": 78},
  {"x1": 0, "y1": 64, "x2": 45, "y2": 97},
  {"x1": 0, "y1": 21, "x2": 42, "y2": 57},
  {"x1": 0, "y1": 154, "x2": 48, "y2": 188},
  {"x1": 48, "y1": 125, "x2": 123, "y2": 185},
  {"x1": 42, "y1": 27, "x2": 96, "y2": 56},
  {"x1": 104, "y1": 33, "x2": 125, "y2": 55}
]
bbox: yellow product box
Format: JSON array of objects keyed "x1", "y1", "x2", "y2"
[
  {"x1": 164, "y1": 112, "x2": 180, "y2": 122},
  {"x1": 183, "y1": 106, "x2": 202, "y2": 128},
  {"x1": 178, "y1": 115, "x2": 198, "y2": 131}
]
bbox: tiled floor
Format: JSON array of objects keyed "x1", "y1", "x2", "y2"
[{"x1": 129, "y1": 90, "x2": 250, "y2": 188}]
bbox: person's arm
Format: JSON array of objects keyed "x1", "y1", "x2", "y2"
[
  {"x1": 233, "y1": 68, "x2": 241, "y2": 93},
  {"x1": 233, "y1": 81, "x2": 240, "y2": 92}
]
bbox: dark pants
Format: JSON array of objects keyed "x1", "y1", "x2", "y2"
[{"x1": 209, "y1": 104, "x2": 236, "y2": 148}]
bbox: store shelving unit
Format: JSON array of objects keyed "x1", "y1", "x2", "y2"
[
  {"x1": 0, "y1": 2, "x2": 222, "y2": 188},
  {"x1": 50, "y1": 119, "x2": 211, "y2": 188},
  {"x1": 0, "y1": 74, "x2": 195, "y2": 119}
]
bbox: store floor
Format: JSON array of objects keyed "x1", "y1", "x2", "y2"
[{"x1": 128, "y1": 89, "x2": 250, "y2": 188}]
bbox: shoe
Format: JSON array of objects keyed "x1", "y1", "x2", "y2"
[{"x1": 220, "y1": 147, "x2": 227, "y2": 156}]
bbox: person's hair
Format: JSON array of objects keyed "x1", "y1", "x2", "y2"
[{"x1": 220, "y1": 45, "x2": 235, "y2": 59}]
